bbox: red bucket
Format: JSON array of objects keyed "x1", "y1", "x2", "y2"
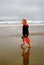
[{"x1": 25, "y1": 37, "x2": 30, "y2": 43}]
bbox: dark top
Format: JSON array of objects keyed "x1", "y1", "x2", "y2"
[{"x1": 22, "y1": 25, "x2": 29, "y2": 37}]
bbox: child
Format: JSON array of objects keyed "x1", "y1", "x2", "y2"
[{"x1": 21, "y1": 19, "x2": 31, "y2": 48}]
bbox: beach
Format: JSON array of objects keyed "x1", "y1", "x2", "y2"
[{"x1": 0, "y1": 24, "x2": 44, "y2": 65}]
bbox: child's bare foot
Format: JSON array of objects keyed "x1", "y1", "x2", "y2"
[
  {"x1": 27, "y1": 45, "x2": 31, "y2": 48},
  {"x1": 21, "y1": 43, "x2": 25, "y2": 46}
]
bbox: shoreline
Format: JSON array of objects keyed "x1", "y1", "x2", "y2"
[{"x1": 0, "y1": 33, "x2": 44, "y2": 39}]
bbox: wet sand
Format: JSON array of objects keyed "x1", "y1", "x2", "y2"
[{"x1": 0, "y1": 25, "x2": 44, "y2": 65}]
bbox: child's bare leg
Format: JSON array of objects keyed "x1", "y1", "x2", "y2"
[
  {"x1": 28, "y1": 42, "x2": 31, "y2": 48},
  {"x1": 21, "y1": 38, "x2": 25, "y2": 46},
  {"x1": 22, "y1": 38, "x2": 25, "y2": 44}
]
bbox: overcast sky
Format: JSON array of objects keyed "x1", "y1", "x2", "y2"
[{"x1": 0, "y1": 0, "x2": 44, "y2": 20}]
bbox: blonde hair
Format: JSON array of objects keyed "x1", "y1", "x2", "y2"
[{"x1": 22, "y1": 19, "x2": 27, "y2": 24}]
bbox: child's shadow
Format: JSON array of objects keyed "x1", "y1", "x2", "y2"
[{"x1": 21, "y1": 46, "x2": 31, "y2": 65}]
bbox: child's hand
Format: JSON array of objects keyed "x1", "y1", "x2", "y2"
[{"x1": 25, "y1": 34, "x2": 27, "y2": 37}]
